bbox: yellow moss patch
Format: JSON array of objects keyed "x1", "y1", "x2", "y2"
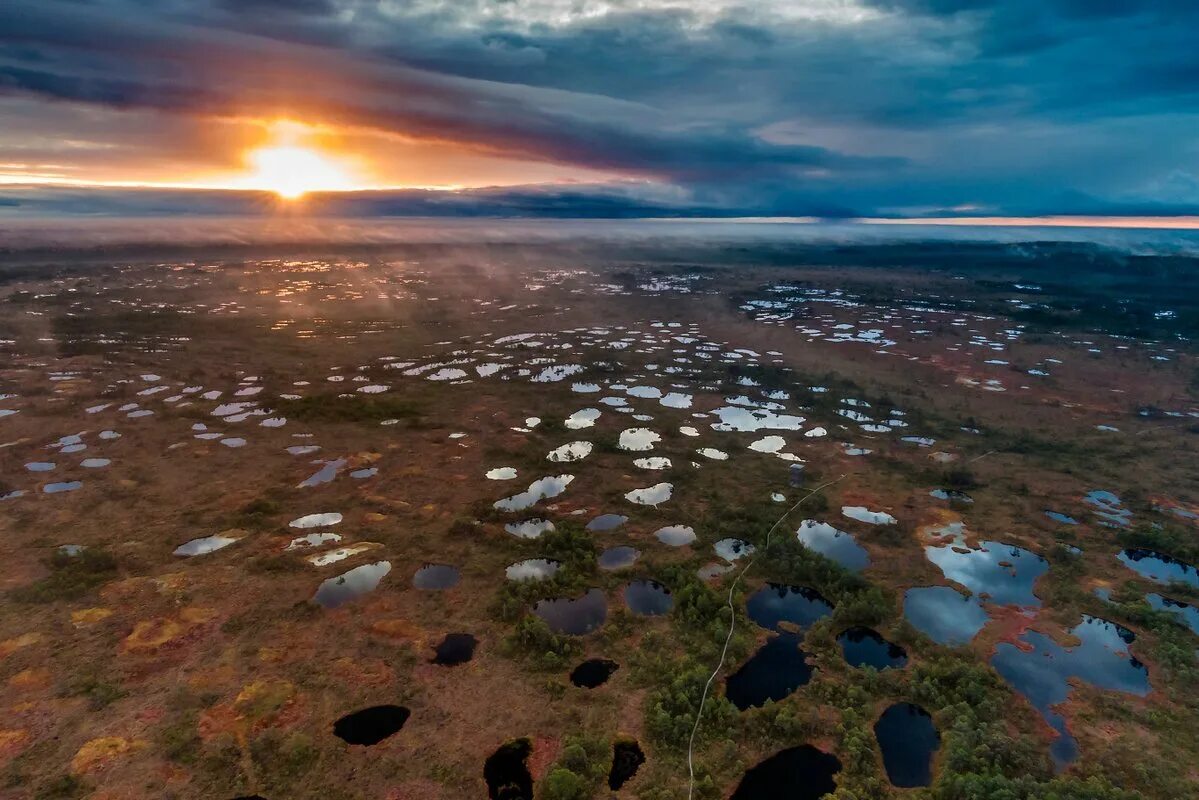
[
  {"x1": 234, "y1": 680, "x2": 296, "y2": 723},
  {"x1": 8, "y1": 668, "x2": 52, "y2": 691},
  {"x1": 72, "y1": 607, "x2": 114, "y2": 627},
  {"x1": 70, "y1": 736, "x2": 146, "y2": 774},
  {"x1": 0, "y1": 729, "x2": 30, "y2": 759},
  {"x1": 0, "y1": 632, "x2": 42, "y2": 659},
  {"x1": 121, "y1": 607, "x2": 215, "y2": 652}
]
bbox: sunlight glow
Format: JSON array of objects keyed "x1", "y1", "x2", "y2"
[{"x1": 238, "y1": 121, "x2": 358, "y2": 199}]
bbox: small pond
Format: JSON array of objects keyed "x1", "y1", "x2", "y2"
[
  {"x1": 431, "y1": 633, "x2": 477, "y2": 665},
  {"x1": 598, "y1": 546, "x2": 640, "y2": 571},
  {"x1": 571, "y1": 659, "x2": 619, "y2": 688},
  {"x1": 624, "y1": 580, "x2": 673, "y2": 616},
  {"x1": 412, "y1": 563, "x2": 460, "y2": 590},
  {"x1": 313, "y1": 561, "x2": 391, "y2": 609},
  {"x1": 1117, "y1": 548, "x2": 1199, "y2": 588},
  {"x1": 837, "y1": 627, "x2": 907, "y2": 670},
  {"x1": 485, "y1": 739, "x2": 533, "y2": 800},
  {"x1": 333, "y1": 705, "x2": 410, "y2": 746},
  {"x1": 746, "y1": 583, "x2": 833, "y2": 632},
  {"x1": 903, "y1": 586, "x2": 989, "y2": 645},
  {"x1": 725, "y1": 633, "x2": 814, "y2": 710},
  {"x1": 534, "y1": 589, "x2": 607, "y2": 635},
  {"x1": 608, "y1": 740, "x2": 645, "y2": 790},
  {"x1": 587, "y1": 513, "x2": 628, "y2": 531},
  {"x1": 875, "y1": 703, "x2": 939, "y2": 787},
  {"x1": 729, "y1": 745, "x2": 840, "y2": 800},
  {"x1": 506, "y1": 559, "x2": 562, "y2": 582},
  {"x1": 796, "y1": 520, "x2": 869, "y2": 572}
]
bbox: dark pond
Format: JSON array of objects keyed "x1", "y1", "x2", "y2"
[
  {"x1": 1147, "y1": 594, "x2": 1199, "y2": 635},
  {"x1": 313, "y1": 561, "x2": 391, "y2": 609},
  {"x1": 729, "y1": 745, "x2": 840, "y2": 800},
  {"x1": 746, "y1": 583, "x2": 833, "y2": 632},
  {"x1": 796, "y1": 520, "x2": 869, "y2": 572},
  {"x1": 587, "y1": 513, "x2": 628, "y2": 531},
  {"x1": 924, "y1": 540, "x2": 1047, "y2": 607},
  {"x1": 725, "y1": 633, "x2": 814, "y2": 710},
  {"x1": 598, "y1": 546, "x2": 640, "y2": 571},
  {"x1": 412, "y1": 563, "x2": 460, "y2": 590},
  {"x1": 902, "y1": 586, "x2": 989, "y2": 645},
  {"x1": 485, "y1": 738, "x2": 533, "y2": 800},
  {"x1": 571, "y1": 658, "x2": 619, "y2": 688},
  {"x1": 992, "y1": 615, "x2": 1150, "y2": 769},
  {"x1": 431, "y1": 633, "x2": 477, "y2": 665},
  {"x1": 1117, "y1": 548, "x2": 1199, "y2": 588},
  {"x1": 333, "y1": 705, "x2": 410, "y2": 745},
  {"x1": 624, "y1": 580, "x2": 673, "y2": 616},
  {"x1": 875, "y1": 703, "x2": 939, "y2": 787},
  {"x1": 837, "y1": 627, "x2": 907, "y2": 670},
  {"x1": 534, "y1": 588, "x2": 607, "y2": 635},
  {"x1": 608, "y1": 740, "x2": 645, "y2": 790}
]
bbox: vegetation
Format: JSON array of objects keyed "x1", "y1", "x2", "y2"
[{"x1": 10, "y1": 549, "x2": 118, "y2": 604}]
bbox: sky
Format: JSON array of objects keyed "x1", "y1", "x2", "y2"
[{"x1": 1, "y1": 0, "x2": 1197, "y2": 219}]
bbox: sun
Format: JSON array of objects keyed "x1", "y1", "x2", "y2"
[{"x1": 239, "y1": 121, "x2": 358, "y2": 199}]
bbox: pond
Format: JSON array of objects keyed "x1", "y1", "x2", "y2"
[
  {"x1": 598, "y1": 546, "x2": 640, "y2": 571},
  {"x1": 486, "y1": 467, "x2": 518, "y2": 480},
  {"x1": 837, "y1": 627, "x2": 907, "y2": 670},
  {"x1": 290, "y1": 512, "x2": 343, "y2": 529},
  {"x1": 924, "y1": 538, "x2": 1047, "y2": 607},
  {"x1": 608, "y1": 740, "x2": 645, "y2": 790},
  {"x1": 313, "y1": 561, "x2": 392, "y2": 609},
  {"x1": 1084, "y1": 490, "x2": 1132, "y2": 527},
  {"x1": 991, "y1": 615, "x2": 1150, "y2": 769},
  {"x1": 1117, "y1": 548, "x2": 1199, "y2": 588},
  {"x1": 495, "y1": 474, "x2": 574, "y2": 512},
  {"x1": 506, "y1": 559, "x2": 562, "y2": 582},
  {"x1": 43, "y1": 481, "x2": 83, "y2": 494},
  {"x1": 618, "y1": 428, "x2": 661, "y2": 451},
  {"x1": 654, "y1": 525, "x2": 696, "y2": 546},
  {"x1": 333, "y1": 705, "x2": 410, "y2": 746},
  {"x1": 431, "y1": 633, "x2": 477, "y2": 665},
  {"x1": 626, "y1": 483, "x2": 672, "y2": 507},
  {"x1": 412, "y1": 563, "x2": 460, "y2": 590},
  {"x1": 505, "y1": 519, "x2": 555, "y2": 539},
  {"x1": 746, "y1": 584, "x2": 833, "y2": 632},
  {"x1": 875, "y1": 703, "x2": 939, "y2": 787},
  {"x1": 796, "y1": 520, "x2": 869, "y2": 572},
  {"x1": 903, "y1": 586, "x2": 989, "y2": 645},
  {"x1": 485, "y1": 739, "x2": 533, "y2": 800},
  {"x1": 726, "y1": 633, "x2": 814, "y2": 710},
  {"x1": 173, "y1": 534, "x2": 240, "y2": 557},
  {"x1": 571, "y1": 658, "x2": 619, "y2": 688},
  {"x1": 842, "y1": 505, "x2": 896, "y2": 525},
  {"x1": 624, "y1": 580, "x2": 673, "y2": 616},
  {"x1": 565, "y1": 408, "x2": 601, "y2": 429},
  {"x1": 587, "y1": 513, "x2": 628, "y2": 531},
  {"x1": 713, "y1": 538, "x2": 755, "y2": 562},
  {"x1": 1146, "y1": 593, "x2": 1199, "y2": 635},
  {"x1": 729, "y1": 745, "x2": 840, "y2": 800},
  {"x1": 548, "y1": 442, "x2": 593, "y2": 463},
  {"x1": 534, "y1": 589, "x2": 607, "y2": 635},
  {"x1": 1044, "y1": 510, "x2": 1079, "y2": 525}
]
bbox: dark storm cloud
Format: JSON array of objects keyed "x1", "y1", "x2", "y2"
[{"x1": 1, "y1": 0, "x2": 1197, "y2": 216}]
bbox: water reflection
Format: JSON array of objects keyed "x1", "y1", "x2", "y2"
[
  {"x1": 313, "y1": 561, "x2": 391, "y2": 609},
  {"x1": 837, "y1": 627, "x2": 907, "y2": 670},
  {"x1": 903, "y1": 586, "x2": 988, "y2": 645},
  {"x1": 534, "y1": 589, "x2": 607, "y2": 635},
  {"x1": 729, "y1": 745, "x2": 840, "y2": 800},
  {"x1": 598, "y1": 546, "x2": 640, "y2": 571},
  {"x1": 624, "y1": 580, "x2": 673, "y2": 616},
  {"x1": 746, "y1": 584, "x2": 833, "y2": 632},
  {"x1": 1117, "y1": 548, "x2": 1199, "y2": 588},
  {"x1": 796, "y1": 520, "x2": 869, "y2": 572},
  {"x1": 875, "y1": 703, "x2": 939, "y2": 787}
]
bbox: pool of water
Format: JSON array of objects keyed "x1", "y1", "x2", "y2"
[
  {"x1": 1117, "y1": 548, "x2": 1199, "y2": 588},
  {"x1": 313, "y1": 561, "x2": 392, "y2": 609},
  {"x1": 842, "y1": 505, "x2": 896, "y2": 525},
  {"x1": 570, "y1": 658, "x2": 619, "y2": 688},
  {"x1": 1044, "y1": 510, "x2": 1079, "y2": 525},
  {"x1": 1084, "y1": 490, "x2": 1132, "y2": 527},
  {"x1": 626, "y1": 482, "x2": 672, "y2": 506},
  {"x1": 505, "y1": 519, "x2": 555, "y2": 539},
  {"x1": 729, "y1": 745, "x2": 840, "y2": 800},
  {"x1": 173, "y1": 534, "x2": 240, "y2": 557},
  {"x1": 618, "y1": 428, "x2": 660, "y2": 451},
  {"x1": 534, "y1": 589, "x2": 607, "y2": 635},
  {"x1": 991, "y1": 615, "x2": 1150, "y2": 769},
  {"x1": 506, "y1": 559, "x2": 562, "y2": 582},
  {"x1": 837, "y1": 627, "x2": 907, "y2": 669},
  {"x1": 485, "y1": 739, "x2": 533, "y2": 800},
  {"x1": 924, "y1": 538, "x2": 1047, "y2": 607},
  {"x1": 875, "y1": 703, "x2": 939, "y2": 787},
  {"x1": 713, "y1": 538, "x2": 755, "y2": 562},
  {"x1": 726, "y1": 633, "x2": 814, "y2": 710},
  {"x1": 547, "y1": 442, "x2": 593, "y2": 462},
  {"x1": 412, "y1": 563, "x2": 461, "y2": 590},
  {"x1": 598, "y1": 546, "x2": 640, "y2": 571},
  {"x1": 332, "y1": 705, "x2": 410, "y2": 746},
  {"x1": 431, "y1": 633, "x2": 477, "y2": 665},
  {"x1": 586, "y1": 513, "x2": 628, "y2": 531},
  {"x1": 746, "y1": 584, "x2": 833, "y2": 632},
  {"x1": 903, "y1": 586, "x2": 989, "y2": 645},
  {"x1": 796, "y1": 520, "x2": 869, "y2": 572},
  {"x1": 654, "y1": 524, "x2": 695, "y2": 546},
  {"x1": 608, "y1": 740, "x2": 645, "y2": 790},
  {"x1": 624, "y1": 580, "x2": 673, "y2": 616},
  {"x1": 495, "y1": 474, "x2": 574, "y2": 512},
  {"x1": 1147, "y1": 593, "x2": 1199, "y2": 635}
]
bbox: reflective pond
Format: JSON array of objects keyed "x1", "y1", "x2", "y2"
[
  {"x1": 534, "y1": 589, "x2": 607, "y2": 635},
  {"x1": 506, "y1": 559, "x2": 562, "y2": 582},
  {"x1": 598, "y1": 546, "x2": 640, "y2": 571},
  {"x1": 924, "y1": 538, "x2": 1047, "y2": 607},
  {"x1": 413, "y1": 563, "x2": 461, "y2": 590},
  {"x1": 1147, "y1": 593, "x2": 1199, "y2": 635},
  {"x1": 608, "y1": 740, "x2": 645, "y2": 790},
  {"x1": 796, "y1": 520, "x2": 869, "y2": 572},
  {"x1": 991, "y1": 615, "x2": 1150, "y2": 769},
  {"x1": 626, "y1": 482, "x2": 672, "y2": 506},
  {"x1": 1117, "y1": 548, "x2": 1199, "y2": 588},
  {"x1": 746, "y1": 584, "x2": 833, "y2": 632},
  {"x1": 726, "y1": 633, "x2": 814, "y2": 710},
  {"x1": 875, "y1": 703, "x2": 939, "y2": 787},
  {"x1": 495, "y1": 474, "x2": 574, "y2": 511},
  {"x1": 903, "y1": 586, "x2": 989, "y2": 645},
  {"x1": 729, "y1": 745, "x2": 840, "y2": 800},
  {"x1": 505, "y1": 519, "x2": 555, "y2": 539},
  {"x1": 313, "y1": 561, "x2": 392, "y2": 609},
  {"x1": 624, "y1": 580, "x2": 673, "y2": 616},
  {"x1": 586, "y1": 513, "x2": 628, "y2": 531},
  {"x1": 173, "y1": 534, "x2": 240, "y2": 557},
  {"x1": 654, "y1": 524, "x2": 696, "y2": 546},
  {"x1": 837, "y1": 627, "x2": 907, "y2": 670}
]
